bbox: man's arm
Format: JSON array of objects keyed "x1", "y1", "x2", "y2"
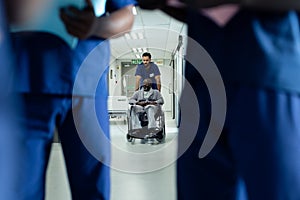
[
  {"x1": 155, "y1": 91, "x2": 164, "y2": 105},
  {"x1": 147, "y1": 91, "x2": 163, "y2": 105},
  {"x1": 155, "y1": 75, "x2": 161, "y2": 92},
  {"x1": 241, "y1": 0, "x2": 300, "y2": 11},
  {"x1": 130, "y1": 91, "x2": 148, "y2": 106},
  {"x1": 129, "y1": 91, "x2": 139, "y2": 104},
  {"x1": 138, "y1": 0, "x2": 187, "y2": 22},
  {"x1": 135, "y1": 75, "x2": 142, "y2": 91},
  {"x1": 179, "y1": 0, "x2": 239, "y2": 8},
  {"x1": 60, "y1": 0, "x2": 134, "y2": 39},
  {"x1": 138, "y1": 0, "x2": 300, "y2": 14},
  {"x1": 160, "y1": 6, "x2": 187, "y2": 23},
  {"x1": 180, "y1": 0, "x2": 300, "y2": 11}
]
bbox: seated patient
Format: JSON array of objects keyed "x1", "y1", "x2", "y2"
[{"x1": 129, "y1": 78, "x2": 164, "y2": 130}]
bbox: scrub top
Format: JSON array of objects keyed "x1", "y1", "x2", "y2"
[
  {"x1": 12, "y1": 0, "x2": 136, "y2": 96},
  {"x1": 187, "y1": 9, "x2": 300, "y2": 93},
  {"x1": 135, "y1": 62, "x2": 161, "y2": 89},
  {"x1": 0, "y1": 1, "x2": 24, "y2": 199}
]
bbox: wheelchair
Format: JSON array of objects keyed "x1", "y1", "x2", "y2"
[{"x1": 126, "y1": 103, "x2": 166, "y2": 144}]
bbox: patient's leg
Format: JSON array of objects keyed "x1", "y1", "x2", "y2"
[
  {"x1": 131, "y1": 105, "x2": 143, "y2": 129},
  {"x1": 145, "y1": 105, "x2": 158, "y2": 129}
]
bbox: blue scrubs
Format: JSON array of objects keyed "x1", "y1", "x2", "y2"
[
  {"x1": 0, "y1": 1, "x2": 24, "y2": 199},
  {"x1": 177, "y1": 9, "x2": 300, "y2": 200},
  {"x1": 11, "y1": 0, "x2": 135, "y2": 199},
  {"x1": 135, "y1": 62, "x2": 161, "y2": 89}
]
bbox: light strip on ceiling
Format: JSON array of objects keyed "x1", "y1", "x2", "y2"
[
  {"x1": 131, "y1": 48, "x2": 148, "y2": 53},
  {"x1": 124, "y1": 32, "x2": 144, "y2": 40}
]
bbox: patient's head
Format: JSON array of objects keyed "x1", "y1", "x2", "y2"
[{"x1": 142, "y1": 78, "x2": 152, "y2": 91}]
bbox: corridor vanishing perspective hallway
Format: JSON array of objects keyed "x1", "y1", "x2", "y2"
[{"x1": 46, "y1": 114, "x2": 178, "y2": 200}]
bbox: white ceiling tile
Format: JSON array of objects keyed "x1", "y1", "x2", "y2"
[{"x1": 110, "y1": 7, "x2": 186, "y2": 60}]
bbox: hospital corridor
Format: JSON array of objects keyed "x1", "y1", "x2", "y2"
[
  {"x1": 46, "y1": 115, "x2": 178, "y2": 200},
  {"x1": 45, "y1": 7, "x2": 186, "y2": 200},
  {"x1": 3, "y1": 0, "x2": 300, "y2": 199}
]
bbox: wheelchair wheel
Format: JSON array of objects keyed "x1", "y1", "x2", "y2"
[
  {"x1": 126, "y1": 134, "x2": 133, "y2": 142},
  {"x1": 156, "y1": 125, "x2": 166, "y2": 143}
]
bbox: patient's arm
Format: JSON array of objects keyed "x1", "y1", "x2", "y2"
[
  {"x1": 155, "y1": 93, "x2": 164, "y2": 105},
  {"x1": 147, "y1": 101, "x2": 158, "y2": 105},
  {"x1": 129, "y1": 92, "x2": 140, "y2": 105},
  {"x1": 136, "y1": 101, "x2": 147, "y2": 106},
  {"x1": 135, "y1": 75, "x2": 142, "y2": 91}
]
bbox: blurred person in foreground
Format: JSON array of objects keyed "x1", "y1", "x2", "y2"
[
  {"x1": 1, "y1": 0, "x2": 44, "y2": 199},
  {"x1": 139, "y1": 0, "x2": 300, "y2": 199},
  {"x1": 11, "y1": 0, "x2": 135, "y2": 199}
]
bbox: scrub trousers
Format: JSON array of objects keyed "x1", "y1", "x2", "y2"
[
  {"x1": 17, "y1": 93, "x2": 110, "y2": 200},
  {"x1": 177, "y1": 79, "x2": 300, "y2": 200}
]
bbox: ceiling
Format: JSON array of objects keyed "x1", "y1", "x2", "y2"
[{"x1": 110, "y1": 7, "x2": 187, "y2": 60}]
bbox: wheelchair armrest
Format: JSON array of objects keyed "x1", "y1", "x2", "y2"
[{"x1": 128, "y1": 105, "x2": 133, "y2": 117}]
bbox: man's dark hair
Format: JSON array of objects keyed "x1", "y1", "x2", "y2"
[{"x1": 142, "y1": 52, "x2": 151, "y2": 59}]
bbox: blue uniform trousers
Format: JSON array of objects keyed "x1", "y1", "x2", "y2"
[
  {"x1": 177, "y1": 78, "x2": 300, "y2": 200},
  {"x1": 17, "y1": 94, "x2": 110, "y2": 200}
]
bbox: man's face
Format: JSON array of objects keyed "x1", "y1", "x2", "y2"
[
  {"x1": 142, "y1": 56, "x2": 151, "y2": 67},
  {"x1": 143, "y1": 84, "x2": 151, "y2": 91},
  {"x1": 143, "y1": 82, "x2": 151, "y2": 91}
]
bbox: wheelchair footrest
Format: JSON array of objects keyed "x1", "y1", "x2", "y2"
[{"x1": 128, "y1": 127, "x2": 163, "y2": 139}]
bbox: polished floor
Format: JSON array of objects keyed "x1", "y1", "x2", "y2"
[{"x1": 45, "y1": 114, "x2": 178, "y2": 200}]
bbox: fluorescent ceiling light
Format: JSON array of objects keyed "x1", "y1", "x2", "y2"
[
  {"x1": 124, "y1": 32, "x2": 144, "y2": 40},
  {"x1": 135, "y1": 54, "x2": 141, "y2": 58}
]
